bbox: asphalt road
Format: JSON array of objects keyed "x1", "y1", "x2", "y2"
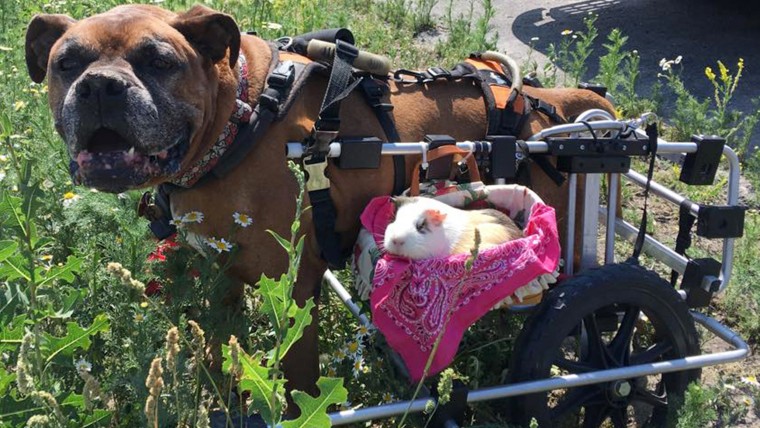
[{"x1": 441, "y1": 0, "x2": 760, "y2": 148}]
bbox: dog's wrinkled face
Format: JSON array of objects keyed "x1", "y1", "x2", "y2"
[{"x1": 25, "y1": 5, "x2": 240, "y2": 192}]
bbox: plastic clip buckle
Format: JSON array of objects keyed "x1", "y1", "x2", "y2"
[{"x1": 304, "y1": 156, "x2": 330, "y2": 192}]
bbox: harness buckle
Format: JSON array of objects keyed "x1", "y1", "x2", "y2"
[
  {"x1": 268, "y1": 61, "x2": 296, "y2": 88},
  {"x1": 426, "y1": 67, "x2": 451, "y2": 80},
  {"x1": 303, "y1": 155, "x2": 331, "y2": 191}
]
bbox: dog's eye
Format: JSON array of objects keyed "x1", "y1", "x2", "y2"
[
  {"x1": 58, "y1": 57, "x2": 80, "y2": 72},
  {"x1": 150, "y1": 57, "x2": 173, "y2": 71},
  {"x1": 416, "y1": 218, "x2": 427, "y2": 234}
]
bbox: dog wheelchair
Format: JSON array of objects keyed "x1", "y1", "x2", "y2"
[{"x1": 286, "y1": 101, "x2": 748, "y2": 426}]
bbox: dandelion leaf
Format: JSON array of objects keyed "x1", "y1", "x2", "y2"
[
  {"x1": 41, "y1": 313, "x2": 109, "y2": 363},
  {"x1": 281, "y1": 377, "x2": 348, "y2": 428},
  {"x1": 256, "y1": 274, "x2": 289, "y2": 332},
  {"x1": 228, "y1": 348, "x2": 285, "y2": 423},
  {"x1": 266, "y1": 298, "x2": 315, "y2": 364}
]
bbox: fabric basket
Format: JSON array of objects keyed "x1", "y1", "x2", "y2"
[{"x1": 351, "y1": 183, "x2": 561, "y2": 381}]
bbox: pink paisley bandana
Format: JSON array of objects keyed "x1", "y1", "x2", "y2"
[{"x1": 361, "y1": 195, "x2": 560, "y2": 381}]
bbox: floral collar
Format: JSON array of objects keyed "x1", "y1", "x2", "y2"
[{"x1": 170, "y1": 53, "x2": 253, "y2": 188}]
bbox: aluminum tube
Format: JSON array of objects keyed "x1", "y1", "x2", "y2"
[
  {"x1": 528, "y1": 120, "x2": 628, "y2": 141},
  {"x1": 605, "y1": 174, "x2": 619, "y2": 264},
  {"x1": 286, "y1": 140, "x2": 553, "y2": 159},
  {"x1": 574, "y1": 109, "x2": 616, "y2": 122},
  {"x1": 323, "y1": 270, "x2": 372, "y2": 328},
  {"x1": 632, "y1": 128, "x2": 698, "y2": 155},
  {"x1": 285, "y1": 142, "x2": 342, "y2": 158},
  {"x1": 330, "y1": 397, "x2": 431, "y2": 425},
  {"x1": 581, "y1": 174, "x2": 601, "y2": 269},
  {"x1": 720, "y1": 146, "x2": 741, "y2": 291},
  {"x1": 604, "y1": 210, "x2": 688, "y2": 274},
  {"x1": 467, "y1": 312, "x2": 747, "y2": 404},
  {"x1": 565, "y1": 174, "x2": 577, "y2": 275},
  {"x1": 624, "y1": 170, "x2": 698, "y2": 217}
]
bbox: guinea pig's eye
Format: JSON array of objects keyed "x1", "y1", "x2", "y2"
[
  {"x1": 150, "y1": 57, "x2": 173, "y2": 71},
  {"x1": 415, "y1": 218, "x2": 428, "y2": 234}
]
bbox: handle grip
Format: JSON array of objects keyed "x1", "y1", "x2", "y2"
[{"x1": 306, "y1": 39, "x2": 392, "y2": 76}]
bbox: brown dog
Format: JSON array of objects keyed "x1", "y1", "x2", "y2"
[{"x1": 25, "y1": 4, "x2": 613, "y2": 395}]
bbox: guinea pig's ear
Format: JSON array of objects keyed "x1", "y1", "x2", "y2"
[
  {"x1": 172, "y1": 5, "x2": 240, "y2": 68},
  {"x1": 25, "y1": 14, "x2": 76, "y2": 83},
  {"x1": 424, "y1": 209, "x2": 447, "y2": 227}
]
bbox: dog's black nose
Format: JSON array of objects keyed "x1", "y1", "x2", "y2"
[{"x1": 76, "y1": 72, "x2": 129, "y2": 100}]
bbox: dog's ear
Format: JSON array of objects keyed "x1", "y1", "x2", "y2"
[
  {"x1": 172, "y1": 5, "x2": 240, "y2": 68},
  {"x1": 25, "y1": 14, "x2": 76, "y2": 83}
]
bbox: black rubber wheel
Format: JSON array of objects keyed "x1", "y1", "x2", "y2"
[{"x1": 507, "y1": 263, "x2": 701, "y2": 428}]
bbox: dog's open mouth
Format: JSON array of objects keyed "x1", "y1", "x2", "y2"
[{"x1": 71, "y1": 128, "x2": 189, "y2": 192}]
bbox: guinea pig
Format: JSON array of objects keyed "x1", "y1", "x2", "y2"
[{"x1": 383, "y1": 197, "x2": 523, "y2": 260}]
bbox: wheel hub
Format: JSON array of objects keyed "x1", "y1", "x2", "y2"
[{"x1": 610, "y1": 380, "x2": 632, "y2": 399}]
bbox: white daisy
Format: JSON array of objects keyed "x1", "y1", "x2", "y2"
[
  {"x1": 206, "y1": 237, "x2": 232, "y2": 253},
  {"x1": 233, "y1": 212, "x2": 253, "y2": 228},
  {"x1": 75, "y1": 358, "x2": 92, "y2": 373},
  {"x1": 182, "y1": 211, "x2": 204, "y2": 224}
]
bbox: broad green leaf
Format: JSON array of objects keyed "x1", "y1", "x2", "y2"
[
  {"x1": 0, "y1": 241, "x2": 17, "y2": 263},
  {"x1": 225, "y1": 347, "x2": 285, "y2": 424},
  {"x1": 1, "y1": 193, "x2": 26, "y2": 236},
  {"x1": 50, "y1": 288, "x2": 83, "y2": 319},
  {"x1": 81, "y1": 410, "x2": 112, "y2": 427},
  {"x1": 0, "y1": 315, "x2": 26, "y2": 354},
  {"x1": 255, "y1": 274, "x2": 289, "y2": 333},
  {"x1": 42, "y1": 313, "x2": 109, "y2": 363},
  {"x1": 0, "y1": 255, "x2": 31, "y2": 282},
  {"x1": 281, "y1": 377, "x2": 348, "y2": 428},
  {"x1": 0, "y1": 366, "x2": 15, "y2": 396},
  {"x1": 266, "y1": 298, "x2": 315, "y2": 364},
  {"x1": 0, "y1": 395, "x2": 43, "y2": 422},
  {"x1": 38, "y1": 255, "x2": 82, "y2": 287}
]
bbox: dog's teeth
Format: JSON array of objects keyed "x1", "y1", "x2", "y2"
[{"x1": 128, "y1": 146, "x2": 135, "y2": 155}]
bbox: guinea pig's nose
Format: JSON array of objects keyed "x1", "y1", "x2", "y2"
[{"x1": 391, "y1": 238, "x2": 404, "y2": 247}]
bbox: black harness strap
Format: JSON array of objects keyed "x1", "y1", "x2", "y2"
[
  {"x1": 305, "y1": 39, "x2": 360, "y2": 269},
  {"x1": 670, "y1": 201, "x2": 696, "y2": 286},
  {"x1": 629, "y1": 123, "x2": 659, "y2": 263},
  {"x1": 309, "y1": 39, "x2": 359, "y2": 154},
  {"x1": 359, "y1": 77, "x2": 406, "y2": 195}
]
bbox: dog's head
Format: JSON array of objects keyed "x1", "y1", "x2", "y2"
[{"x1": 25, "y1": 5, "x2": 241, "y2": 192}]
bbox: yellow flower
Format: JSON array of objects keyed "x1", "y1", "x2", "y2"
[
  {"x1": 717, "y1": 60, "x2": 729, "y2": 83},
  {"x1": 561, "y1": 29, "x2": 573, "y2": 36},
  {"x1": 382, "y1": 392, "x2": 395, "y2": 403},
  {"x1": 233, "y1": 212, "x2": 253, "y2": 228},
  {"x1": 140, "y1": 301, "x2": 149, "y2": 308},
  {"x1": 206, "y1": 237, "x2": 232, "y2": 253},
  {"x1": 134, "y1": 313, "x2": 144, "y2": 322},
  {"x1": 170, "y1": 218, "x2": 183, "y2": 227},
  {"x1": 705, "y1": 67, "x2": 716, "y2": 82},
  {"x1": 13, "y1": 100, "x2": 26, "y2": 111},
  {"x1": 63, "y1": 191, "x2": 76, "y2": 200}
]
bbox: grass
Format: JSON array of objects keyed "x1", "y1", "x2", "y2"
[{"x1": 1, "y1": 0, "x2": 760, "y2": 427}]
